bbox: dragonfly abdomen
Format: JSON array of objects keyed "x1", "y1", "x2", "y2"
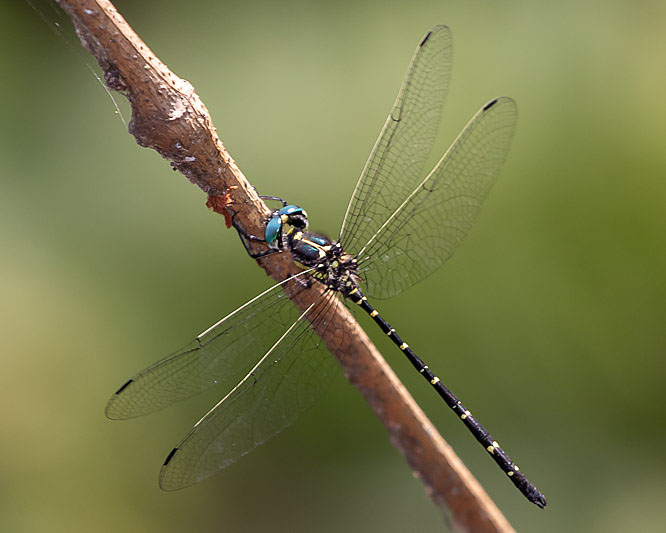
[{"x1": 347, "y1": 287, "x2": 547, "y2": 508}]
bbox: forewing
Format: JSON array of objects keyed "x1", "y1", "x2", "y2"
[
  {"x1": 338, "y1": 25, "x2": 453, "y2": 254},
  {"x1": 158, "y1": 291, "x2": 340, "y2": 490},
  {"x1": 105, "y1": 271, "x2": 315, "y2": 419},
  {"x1": 358, "y1": 97, "x2": 518, "y2": 299}
]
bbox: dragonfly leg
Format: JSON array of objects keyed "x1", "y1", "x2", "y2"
[
  {"x1": 259, "y1": 195, "x2": 287, "y2": 207},
  {"x1": 234, "y1": 226, "x2": 280, "y2": 259}
]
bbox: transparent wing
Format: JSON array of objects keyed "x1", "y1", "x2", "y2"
[
  {"x1": 105, "y1": 270, "x2": 317, "y2": 419},
  {"x1": 158, "y1": 290, "x2": 340, "y2": 491},
  {"x1": 338, "y1": 25, "x2": 453, "y2": 254},
  {"x1": 357, "y1": 97, "x2": 518, "y2": 299}
]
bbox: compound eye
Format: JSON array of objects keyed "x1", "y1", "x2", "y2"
[{"x1": 265, "y1": 215, "x2": 283, "y2": 243}]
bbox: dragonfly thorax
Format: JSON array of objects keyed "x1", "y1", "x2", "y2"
[{"x1": 286, "y1": 230, "x2": 361, "y2": 296}]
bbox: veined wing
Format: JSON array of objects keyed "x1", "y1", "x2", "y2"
[
  {"x1": 105, "y1": 270, "x2": 318, "y2": 419},
  {"x1": 357, "y1": 97, "x2": 518, "y2": 299},
  {"x1": 159, "y1": 290, "x2": 340, "y2": 490},
  {"x1": 338, "y1": 25, "x2": 453, "y2": 254}
]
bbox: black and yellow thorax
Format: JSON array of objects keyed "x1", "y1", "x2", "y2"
[{"x1": 285, "y1": 228, "x2": 361, "y2": 297}]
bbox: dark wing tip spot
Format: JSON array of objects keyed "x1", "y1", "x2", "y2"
[
  {"x1": 163, "y1": 447, "x2": 179, "y2": 466},
  {"x1": 483, "y1": 98, "x2": 499, "y2": 111},
  {"x1": 115, "y1": 379, "x2": 134, "y2": 395},
  {"x1": 420, "y1": 30, "x2": 433, "y2": 47}
]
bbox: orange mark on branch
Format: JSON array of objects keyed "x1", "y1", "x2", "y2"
[{"x1": 206, "y1": 186, "x2": 238, "y2": 228}]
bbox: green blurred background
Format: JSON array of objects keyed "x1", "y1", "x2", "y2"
[{"x1": 3, "y1": 0, "x2": 665, "y2": 531}]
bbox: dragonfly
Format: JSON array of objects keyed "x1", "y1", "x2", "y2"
[{"x1": 106, "y1": 25, "x2": 546, "y2": 508}]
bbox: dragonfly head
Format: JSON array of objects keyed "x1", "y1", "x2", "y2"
[{"x1": 265, "y1": 204, "x2": 309, "y2": 247}]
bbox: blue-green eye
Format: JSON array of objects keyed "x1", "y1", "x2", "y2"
[
  {"x1": 277, "y1": 205, "x2": 305, "y2": 217},
  {"x1": 264, "y1": 215, "x2": 283, "y2": 243}
]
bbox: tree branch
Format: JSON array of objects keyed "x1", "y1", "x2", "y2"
[{"x1": 55, "y1": 1, "x2": 515, "y2": 530}]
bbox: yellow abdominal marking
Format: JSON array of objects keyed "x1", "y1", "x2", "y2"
[
  {"x1": 430, "y1": 377, "x2": 440, "y2": 385},
  {"x1": 399, "y1": 343, "x2": 408, "y2": 350},
  {"x1": 370, "y1": 310, "x2": 378, "y2": 317}
]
